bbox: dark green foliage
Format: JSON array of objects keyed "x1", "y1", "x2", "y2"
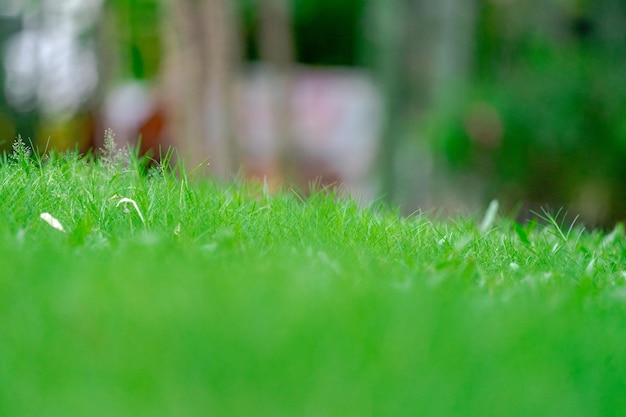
[
  {"x1": 429, "y1": 1, "x2": 626, "y2": 225},
  {"x1": 240, "y1": 0, "x2": 366, "y2": 66}
]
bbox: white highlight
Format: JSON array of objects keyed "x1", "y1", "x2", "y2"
[
  {"x1": 116, "y1": 197, "x2": 146, "y2": 224},
  {"x1": 40, "y1": 212, "x2": 65, "y2": 232},
  {"x1": 479, "y1": 200, "x2": 499, "y2": 234}
]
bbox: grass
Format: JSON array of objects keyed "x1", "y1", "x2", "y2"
[{"x1": 1, "y1": 138, "x2": 626, "y2": 416}]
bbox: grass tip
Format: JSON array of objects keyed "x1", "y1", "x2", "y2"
[
  {"x1": 479, "y1": 199, "x2": 499, "y2": 233},
  {"x1": 115, "y1": 197, "x2": 146, "y2": 224},
  {"x1": 40, "y1": 212, "x2": 65, "y2": 232}
]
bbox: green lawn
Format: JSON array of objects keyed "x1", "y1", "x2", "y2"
[{"x1": 1, "y1": 140, "x2": 626, "y2": 416}]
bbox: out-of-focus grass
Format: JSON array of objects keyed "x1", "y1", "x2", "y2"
[{"x1": 1, "y1": 140, "x2": 625, "y2": 416}]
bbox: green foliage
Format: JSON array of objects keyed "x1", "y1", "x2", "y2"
[
  {"x1": 1, "y1": 145, "x2": 626, "y2": 415},
  {"x1": 105, "y1": 0, "x2": 163, "y2": 79},
  {"x1": 429, "y1": 12, "x2": 626, "y2": 224}
]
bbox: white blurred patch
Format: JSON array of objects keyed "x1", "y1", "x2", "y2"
[
  {"x1": 235, "y1": 66, "x2": 382, "y2": 197},
  {"x1": 2, "y1": 0, "x2": 103, "y2": 116},
  {"x1": 4, "y1": 30, "x2": 98, "y2": 115},
  {"x1": 103, "y1": 81, "x2": 154, "y2": 145}
]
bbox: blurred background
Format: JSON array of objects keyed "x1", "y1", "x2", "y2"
[{"x1": 0, "y1": 0, "x2": 625, "y2": 226}]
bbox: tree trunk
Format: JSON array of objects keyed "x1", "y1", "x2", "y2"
[
  {"x1": 161, "y1": 0, "x2": 241, "y2": 178},
  {"x1": 368, "y1": 0, "x2": 476, "y2": 207},
  {"x1": 202, "y1": 0, "x2": 241, "y2": 178},
  {"x1": 255, "y1": 0, "x2": 296, "y2": 183}
]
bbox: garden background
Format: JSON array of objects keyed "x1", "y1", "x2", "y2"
[{"x1": 0, "y1": 0, "x2": 625, "y2": 226}]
